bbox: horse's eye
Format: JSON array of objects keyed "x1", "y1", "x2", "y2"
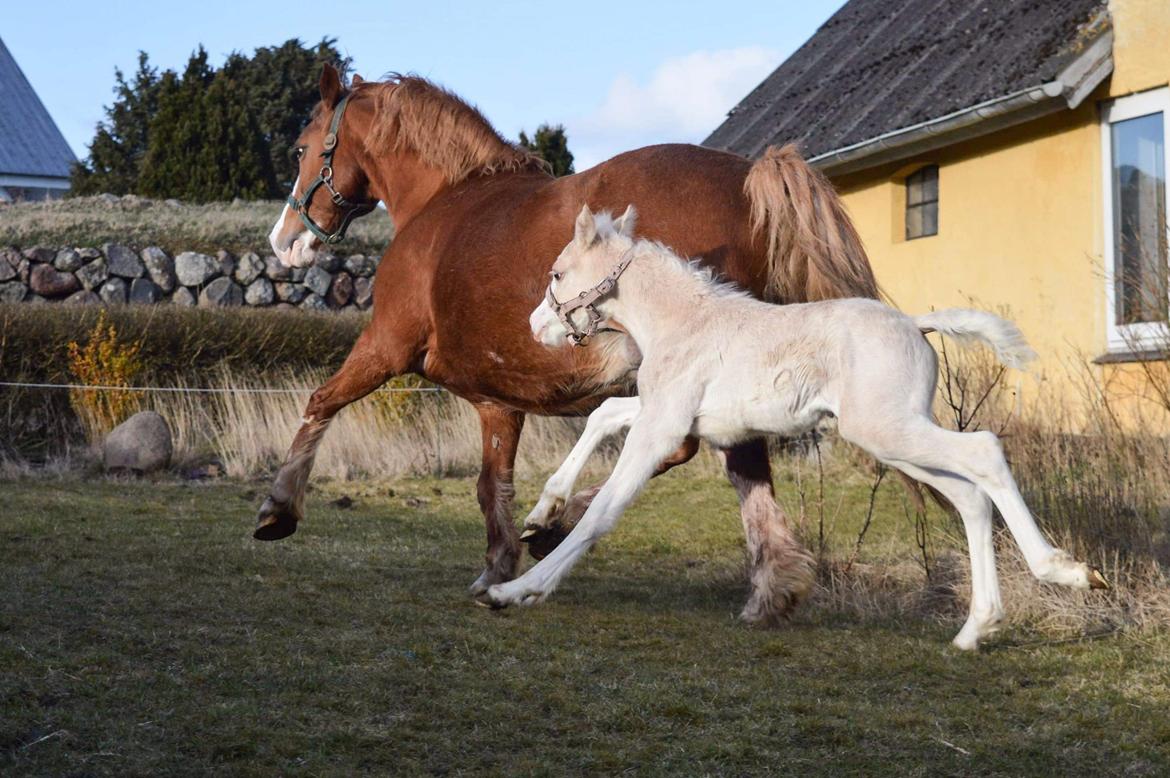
[{"x1": 292, "y1": 146, "x2": 306, "y2": 162}]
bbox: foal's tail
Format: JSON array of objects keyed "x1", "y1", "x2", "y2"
[
  {"x1": 744, "y1": 144, "x2": 880, "y2": 304},
  {"x1": 915, "y1": 309, "x2": 1037, "y2": 369}
]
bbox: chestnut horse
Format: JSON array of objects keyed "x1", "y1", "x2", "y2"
[{"x1": 259, "y1": 64, "x2": 878, "y2": 622}]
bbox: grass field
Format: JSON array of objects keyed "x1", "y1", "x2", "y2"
[
  {"x1": 2, "y1": 471, "x2": 1167, "y2": 776},
  {"x1": 0, "y1": 196, "x2": 394, "y2": 256}
]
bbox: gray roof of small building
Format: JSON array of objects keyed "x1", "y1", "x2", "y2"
[
  {"x1": 705, "y1": 0, "x2": 1110, "y2": 163},
  {"x1": 0, "y1": 36, "x2": 76, "y2": 179}
]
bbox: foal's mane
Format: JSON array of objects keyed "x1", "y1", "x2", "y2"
[
  {"x1": 623, "y1": 235, "x2": 751, "y2": 301},
  {"x1": 358, "y1": 75, "x2": 550, "y2": 184}
]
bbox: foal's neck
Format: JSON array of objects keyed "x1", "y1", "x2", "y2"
[{"x1": 609, "y1": 251, "x2": 714, "y2": 355}]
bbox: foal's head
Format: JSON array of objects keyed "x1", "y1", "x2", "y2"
[
  {"x1": 269, "y1": 63, "x2": 377, "y2": 268},
  {"x1": 530, "y1": 204, "x2": 637, "y2": 347}
]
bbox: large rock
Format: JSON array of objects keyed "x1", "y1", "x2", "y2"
[
  {"x1": 76, "y1": 258, "x2": 109, "y2": 291},
  {"x1": 129, "y1": 277, "x2": 163, "y2": 304},
  {"x1": 29, "y1": 264, "x2": 81, "y2": 298},
  {"x1": 65, "y1": 290, "x2": 101, "y2": 305},
  {"x1": 216, "y1": 249, "x2": 237, "y2": 279},
  {"x1": 343, "y1": 254, "x2": 377, "y2": 277},
  {"x1": 328, "y1": 271, "x2": 353, "y2": 307},
  {"x1": 314, "y1": 252, "x2": 343, "y2": 272},
  {"x1": 103, "y1": 411, "x2": 172, "y2": 473},
  {"x1": 0, "y1": 281, "x2": 28, "y2": 303},
  {"x1": 234, "y1": 252, "x2": 264, "y2": 285},
  {"x1": 172, "y1": 287, "x2": 196, "y2": 306},
  {"x1": 353, "y1": 276, "x2": 374, "y2": 309},
  {"x1": 104, "y1": 243, "x2": 145, "y2": 278},
  {"x1": 303, "y1": 265, "x2": 332, "y2": 297},
  {"x1": 198, "y1": 277, "x2": 243, "y2": 307},
  {"x1": 264, "y1": 255, "x2": 291, "y2": 281},
  {"x1": 54, "y1": 248, "x2": 82, "y2": 272},
  {"x1": 274, "y1": 282, "x2": 305, "y2": 304},
  {"x1": 22, "y1": 246, "x2": 55, "y2": 264},
  {"x1": 174, "y1": 252, "x2": 220, "y2": 287},
  {"x1": 244, "y1": 278, "x2": 274, "y2": 306},
  {"x1": 299, "y1": 292, "x2": 329, "y2": 311},
  {"x1": 99, "y1": 277, "x2": 128, "y2": 304},
  {"x1": 0, "y1": 253, "x2": 16, "y2": 283},
  {"x1": 141, "y1": 247, "x2": 176, "y2": 292}
]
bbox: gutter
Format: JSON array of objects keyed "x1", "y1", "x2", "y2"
[{"x1": 809, "y1": 22, "x2": 1114, "y2": 177}]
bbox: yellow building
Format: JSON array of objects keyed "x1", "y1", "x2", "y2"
[{"x1": 707, "y1": 0, "x2": 1169, "y2": 425}]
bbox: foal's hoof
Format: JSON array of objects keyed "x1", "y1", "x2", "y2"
[
  {"x1": 1088, "y1": 567, "x2": 1110, "y2": 590},
  {"x1": 520, "y1": 524, "x2": 570, "y2": 561},
  {"x1": 253, "y1": 496, "x2": 298, "y2": 541}
]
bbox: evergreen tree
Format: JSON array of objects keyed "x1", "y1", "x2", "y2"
[
  {"x1": 138, "y1": 48, "x2": 214, "y2": 200},
  {"x1": 70, "y1": 52, "x2": 162, "y2": 194},
  {"x1": 519, "y1": 124, "x2": 575, "y2": 176}
]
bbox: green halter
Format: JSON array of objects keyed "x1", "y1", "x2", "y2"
[{"x1": 286, "y1": 94, "x2": 376, "y2": 245}]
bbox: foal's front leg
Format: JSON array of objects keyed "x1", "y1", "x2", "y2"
[{"x1": 485, "y1": 414, "x2": 688, "y2": 608}]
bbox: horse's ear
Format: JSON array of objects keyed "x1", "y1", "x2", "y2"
[
  {"x1": 614, "y1": 204, "x2": 637, "y2": 238},
  {"x1": 574, "y1": 204, "x2": 597, "y2": 246},
  {"x1": 320, "y1": 63, "x2": 343, "y2": 108},
  {"x1": 352, "y1": 73, "x2": 365, "y2": 86}
]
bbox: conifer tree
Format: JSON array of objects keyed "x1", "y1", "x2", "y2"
[{"x1": 519, "y1": 124, "x2": 575, "y2": 176}]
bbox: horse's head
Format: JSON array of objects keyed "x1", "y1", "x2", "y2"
[
  {"x1": 269, "y1": 63, "x2": 377, "y2": 268},
  {"x1": 531, "y1": 204, "x2": 637, "y2": 347}
]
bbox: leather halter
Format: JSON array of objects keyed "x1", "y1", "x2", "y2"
[
  {"x1": 286, "y1": 94, "x2": 377, "y2": 245},
  {"x1": 545, "y1": 249, "x2": 635, "y2": 347}
]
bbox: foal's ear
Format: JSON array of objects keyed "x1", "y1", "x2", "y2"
[
  {"x1": 320, "y1": 63, "x2": 343, "y2": 109},
  {"x1": 573, "y1": 204, "x2": 598, "y2": 246},
  {"x1": 613, "y1": 204, "x2": 637, "y2": 238}
]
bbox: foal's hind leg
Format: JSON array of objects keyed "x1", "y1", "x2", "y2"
[
  {"x1": 722, "y1": 440, "x2": 815, "y2": 624},
  {"x1": 254, "y1": 330, "x2": 399, "y2": 540},
  {"x1": 883, "y1": 461, "x2": 1004, "y2": 650}
]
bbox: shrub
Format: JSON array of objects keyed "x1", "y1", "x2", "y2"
[{"x1": 67, "y1": 310, "x2": 145, "y2": 442}]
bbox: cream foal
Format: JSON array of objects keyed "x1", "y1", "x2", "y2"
[{"x1": 487, "y1": 205, "x2": 1106, "y2": 650}]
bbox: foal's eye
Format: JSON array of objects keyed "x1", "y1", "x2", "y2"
[{"x1": 549, "y1": 271, "x2": 563, "y2": 282}]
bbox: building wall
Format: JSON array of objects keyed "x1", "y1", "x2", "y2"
[{"x1": 828, "y1": 0, "x2": 1169, "y2": 426}]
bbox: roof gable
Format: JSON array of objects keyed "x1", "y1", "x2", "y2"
[
  {"x1": 705, "y1": 0, "x2": 1111, "y2": 166},
  {"x1": 0, "y1": 36, "x2": 76, "y2": 179}
]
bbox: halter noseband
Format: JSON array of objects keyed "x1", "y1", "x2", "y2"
[
  {"x1": 545, "y1": 249, "x2": 635, "y2": 347},
  {"x1": 287, "y1": 93, "x2": 377, "y2": 245}
]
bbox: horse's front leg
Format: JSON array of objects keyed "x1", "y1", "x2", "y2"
[
  {"x1": 254, "y1": 329, "x2": 400, "y2": 540},
  {"x1": 485, "y1": 412, "x2": 689, "y2": 608},
  {"x1": 467, "y1": 404, "x2": 526, "y2": 596}
]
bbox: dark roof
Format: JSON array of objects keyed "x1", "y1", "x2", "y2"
[
  {"x1": 705, "y1": 0, "x2": 1110, "y2": 162},
  {"x1": 0, "y1": 36, "x2": 76, "y2": 178}
]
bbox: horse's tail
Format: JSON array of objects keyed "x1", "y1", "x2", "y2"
[
  {"x1": 915, "y1": 309, "x2": 1037, "y2": 369},
  {"x1": 744, "y1": 144, "x2": 880, "y2": 304}
]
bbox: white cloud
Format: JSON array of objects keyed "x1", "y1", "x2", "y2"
[{"x1": 568, "y1": 46, "x2": 780, "y2": 170}]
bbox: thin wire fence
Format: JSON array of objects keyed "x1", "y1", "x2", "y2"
[{"x1": 0, "y1": 381, "x2": 445, "y2": 395}]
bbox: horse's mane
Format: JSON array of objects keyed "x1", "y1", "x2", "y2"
[{"x1": 358, "y1": 75, "x2": 550, "y2": 184}]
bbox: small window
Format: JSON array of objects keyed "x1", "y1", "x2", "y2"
[{"x1": 905, "y1": 165, "x2": 939, "y2": 240}]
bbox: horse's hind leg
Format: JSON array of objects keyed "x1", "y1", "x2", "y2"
[
  {"x1": 722, "y1": 439, "x2": 815, "y2": 624},
  {"x1": 254, "y1": 329, "x2": 399, "y2": 540},
  {"x1": 468, "y1": 404, "x2": 526, "y2": 596}
]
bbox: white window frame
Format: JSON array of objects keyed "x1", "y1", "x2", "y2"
[{"x1": 1101, "y1": 87, "x2": 1170, "y2": 353}]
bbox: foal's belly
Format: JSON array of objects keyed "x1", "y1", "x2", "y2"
[{"x1": 691, "y1": 389, "x2": 830, "y2": 448}]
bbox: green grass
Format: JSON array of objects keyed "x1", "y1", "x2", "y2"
[
  {"x1": 0, "y1": 195, "x2": 394, "y2": 256},
  {"x1": 2, "y1": 471, "x2": 1167, "y2": 776}
]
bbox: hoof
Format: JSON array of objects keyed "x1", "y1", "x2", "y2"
[
  {"x1": 520, "y1": 524, "x2": 570, "y2": 561},
  {"x1": 1088, "y1": 567, "x2": 1110, "y2": 590},
  {"x1": 253, "y1": 496, "x2": 299, "y2": 541}
]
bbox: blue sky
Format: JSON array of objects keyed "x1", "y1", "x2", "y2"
[{"x1": 6, "y1": 1, "x2": 843, "y2": 171}]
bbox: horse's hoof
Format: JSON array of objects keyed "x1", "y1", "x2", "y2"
[
  {"x1": 253, "y1": 497, "x2": 298, "y2": 541},
  {"x1": 474, "y1": 590, "x2": 507, "y2": 610},
  {"x1": 1088, "y1": 567, "x2": 1109, "y2": 590},
  {"x1": 521, "y1": 525, "x2": 570, "y2": 561}
]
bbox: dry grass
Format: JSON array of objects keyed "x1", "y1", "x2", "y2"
[{"x1": 0, "y1": 195, "x2": 394, "y2": 255}]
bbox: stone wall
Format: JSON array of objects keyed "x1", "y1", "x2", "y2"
[{"x1": 0, "y1": 244, "x2": 377, "y2": 311}]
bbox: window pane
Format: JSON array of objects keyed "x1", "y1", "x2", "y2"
[
  {"x1": 906, "y1": 204, "x2": 923, "y2": 239},
  {"x1": 1111, "y1": 112, "x2": 1168, "y2": 324},
  {"x1": 922, "y1": 202, "x2": 938, "y2": 236},
  {"x1": 921, "y1": 166, "x2": 938, "y2": 203}
]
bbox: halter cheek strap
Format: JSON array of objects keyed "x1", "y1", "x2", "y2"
[
  {"x1": 287, "y1": 94, "x2": 377, "y2": 245},
  {"x1": 545, "y1": 249, "x2": 635, "y2": 347}
]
